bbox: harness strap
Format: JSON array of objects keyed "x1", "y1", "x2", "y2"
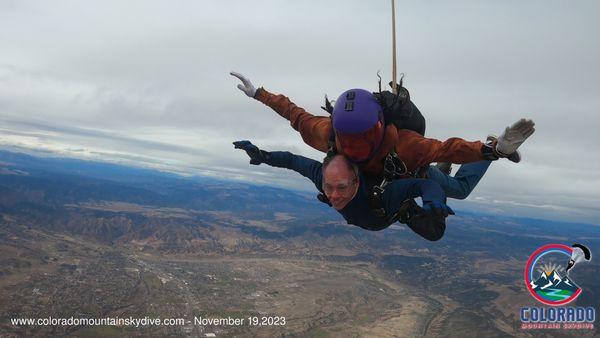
[
  {"x1": 369, "y1": 194, "x2": 417, "y2": 225},
  {"x1": 369, "y1": 185, "x2": 387, "y2": 218},
  {"x1": 391, "y1": 199, "x2": 418, "y2": 224},
  {"x1": 368, "y1": 150, "x2": 413, "y2": 221},
  {"x1": 382, "y1": 149, "x2": 407, "y2": 180},
  {"x1": 327, "y1": 127, "x2": 337, "y2": 157}
]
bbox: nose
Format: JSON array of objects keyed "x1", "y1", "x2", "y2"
[
  {"x1": 328, "y1": 188, "x2": 345, "y2": 201},
  {"x1": 329, "y1": 190, "x2": 340, "y2": 200}
]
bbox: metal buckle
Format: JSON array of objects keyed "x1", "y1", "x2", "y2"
[
  {"x1": 372, "y1": 185, "x2": 385, "y2": 196},
  {"x1": 383, "y1": 152, "x2": 407, "y2": 179},
  {"x1": 370, "y1": 185, "x2": 386, "y2": 218}
]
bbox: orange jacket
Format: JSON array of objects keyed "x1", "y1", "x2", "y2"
[{"x1": 255, "y1": 88, "x2": 485, "y2": 176}]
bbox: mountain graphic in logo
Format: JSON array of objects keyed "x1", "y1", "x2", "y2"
[{"x1": 529, "y1": 269, "x2": 580, "y2": 302}]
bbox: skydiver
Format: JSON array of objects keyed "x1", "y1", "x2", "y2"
[
  {"x1": 566, "y1": 243, "x2": 592, "y2": 275},
  {"x1": 230, "y1": 72, "x2": 535, "y2": 205},
  {"x1": 234, "y1": 140, "x2": 452, "y2": 241}
]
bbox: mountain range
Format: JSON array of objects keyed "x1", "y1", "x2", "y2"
[
  {"x1": 530, "y1": 269, "x2": 579, "y2": 293},
  {"x1": 1, "y1": 149, "x2": 599, "y2": 337}
]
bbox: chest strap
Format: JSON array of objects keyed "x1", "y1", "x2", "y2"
[{"x1": 369, "y1": 150, "x2": 411, "y2": 221}]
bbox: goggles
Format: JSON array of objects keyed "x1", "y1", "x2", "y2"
[{"x1": 336, "y1": 121, "x2": 384, "y2": 161}]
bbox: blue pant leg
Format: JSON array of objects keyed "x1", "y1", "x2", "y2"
[{"x1": 427, "y1": 161, "x2": 492, "y2": 200}]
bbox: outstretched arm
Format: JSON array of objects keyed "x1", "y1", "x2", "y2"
[
  {"x1": 231, "y1": 72, "x2": 331, "y2": 153},
  {"x1": 233, "y1": 140, "x2": 323, "y2": 189},
  {"x1": 266, "y1": 151, "x2": 323, "y2": 189},
  {"x1": 396, "y1": 119, "x2": 535, "y2": 167},
  {"x1": 395, "y1": 130, "x2": 486, "y2": 167}
]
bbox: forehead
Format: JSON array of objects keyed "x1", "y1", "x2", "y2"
[{"x1": 323, "y1": 158, "x2": 355, "y2": 183}]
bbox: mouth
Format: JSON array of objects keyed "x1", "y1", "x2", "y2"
[{"x1": 331, "y1": 199, "x2": 347, "y2": 209}]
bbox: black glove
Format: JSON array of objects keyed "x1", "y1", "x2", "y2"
[
  {"x1": 422, "y1": 201, "x2": 455, "y2": 217},
  {"x1": 233, "y1": 140, "x2": 270, "y2": 165},
  {"x1": 401, "y1": 200, "x2": 454, "y2": 241},
  {"x1": 406, "y1": 211, "x2": 447, "y2": 241}
]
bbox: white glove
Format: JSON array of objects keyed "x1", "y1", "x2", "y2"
[
  {"x1": 496, "y1": 118, "x2": 535, "y2": 156},
  {"x1": 230, "y1": 71, "x2": 257, "y2": 97}
]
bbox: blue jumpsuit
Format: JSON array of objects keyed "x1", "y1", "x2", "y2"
[{"x1": 266, "y1": 151, "x2": 449, "y2": 240}]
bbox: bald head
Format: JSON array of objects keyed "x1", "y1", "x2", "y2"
[
  {"x1": 322, "y1": 155, "x2": 359, "y2": 210},
  {"x1": 323, "y1": 154, "x2": 358, "y2": 176}
]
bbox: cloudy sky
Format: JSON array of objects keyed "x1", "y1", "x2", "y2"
[{"x1": 1, "y1": 0, "x2": 599, "y2": 223}]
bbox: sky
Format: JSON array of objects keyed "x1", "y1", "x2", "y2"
[{"x1": 0, "y1": 0, "x2": 599, "y2": 223}]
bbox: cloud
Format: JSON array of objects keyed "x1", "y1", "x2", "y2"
[{"x1": 1, "y1": 0, "x2": 599, "y2": 223}]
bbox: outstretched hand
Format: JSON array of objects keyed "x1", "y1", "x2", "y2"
[
  {"x1": 230, "y1": 71, "x2": 257, "y2": 97},
  {"x1": 496, "y1": 118, "x2": 535, "y2": 156},
  {"x1": 233, "y1": 140, "x2": 268, "y2": 165}
]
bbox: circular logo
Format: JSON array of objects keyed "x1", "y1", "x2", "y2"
[{"x1": 524, "y1": 244, "x2": 582, "y2": 306}]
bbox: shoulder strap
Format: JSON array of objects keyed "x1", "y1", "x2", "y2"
[{"x1": 321, "y1": 94, "x2": 338, "y2": 156}]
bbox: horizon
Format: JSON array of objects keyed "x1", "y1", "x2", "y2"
[{"x1": 2, "y1": 146, "x2": 598, "y2": 229}]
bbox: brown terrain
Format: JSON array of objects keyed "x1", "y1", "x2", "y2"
[{"x1": 0, "y1": 152, "x2": 598, "y2": 337}]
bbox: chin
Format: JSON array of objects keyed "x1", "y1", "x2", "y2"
[{"x1": 332, "y1": 201, "x2": 349, "y2": 210}]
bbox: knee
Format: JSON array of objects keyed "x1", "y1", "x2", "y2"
[{"x1": 448, "y1": 182, "x2": 471, "y2": 200}]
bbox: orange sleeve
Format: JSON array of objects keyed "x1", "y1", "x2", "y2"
[
  {"x1": 395, "y1": 129, "x2": 485, "y2": 167},
  {"x1": 254, "y1": 88, "x2": 331, "y2": 153}
]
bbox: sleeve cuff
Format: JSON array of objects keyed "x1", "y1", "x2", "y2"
[{"x1": 253, "y1": 87, "x2": 266, "y2": 101}]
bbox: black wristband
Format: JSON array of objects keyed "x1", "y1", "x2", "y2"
[
  {"x1": 253, "y1": 87, "x2": 264, "y2": 99},
  {"x1": 481, "y1": 143, "x2": 500, "y2": 161}
]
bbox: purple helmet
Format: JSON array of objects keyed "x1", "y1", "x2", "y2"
[{"x1": 332, "y1": 89, "x2": 383, "y2": 133}]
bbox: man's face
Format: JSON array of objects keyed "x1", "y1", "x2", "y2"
[
  {"x1": 336, "y1": 121, "x2": 384, "y2": 162},
  {"x1": 322, "y1": 157, "x2": 359, "y2": 210}
]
